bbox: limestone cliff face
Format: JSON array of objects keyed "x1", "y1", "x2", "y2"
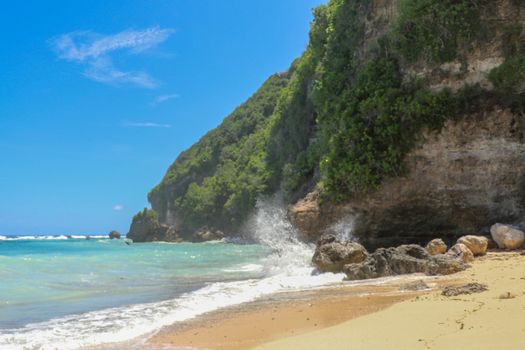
[
  {"x1": 289, "y1": 0, "x2": 525, "y2": 248},
  {"x1": 290, "y1": 107, "x2": 525, "y2": 247}
]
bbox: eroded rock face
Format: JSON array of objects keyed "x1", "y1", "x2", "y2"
[
  {"x1": 290, "y1": 108, "x2": 525, "y2": 248},
  {"x1": 195, "y1": 230, "x2": 225, "y2": 242},
  {"x1": 312, "y1": 235, "x2": 368, "y2": 273},
  {"x1": 447, "y1": 243, "x2": 475, "y2": 263},
  {"x1": 127, "y1": 215, "x2": 180, "y2": 243},
  {"x1": 490, "y1": 223, "x2": 525, "y2": 250},
  {"x1": 457, "y1": 235, "x2": 489, "y2": 256},
  {"x1": 343, "y1": 244, "x2": 467, "y2": 280},
  {"x1": 426, "y1": 239, "x2": 448, "y2": 256}
]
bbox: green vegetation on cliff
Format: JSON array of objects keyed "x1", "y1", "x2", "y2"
[
  {"x1": 139, "y1": 0, "x2": 523, "y2": 239},
  {"x1": 148, "y1": 73, "x2": 290, "y2": 233}
]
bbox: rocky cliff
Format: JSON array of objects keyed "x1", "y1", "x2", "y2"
[
  {"x1": 129, "y1": 0, "x2": 525, "y2": 244},
  {"x1": 289, "y1": 0, "x2": 525, "y2": 248}
]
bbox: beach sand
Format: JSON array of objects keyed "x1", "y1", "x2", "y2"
[
  {"x1": 257, "y1": 251, "x2": 525, "y2": 350},
  {"x1": 135, "y1": 251, "x2": 524, "y2": 350}
]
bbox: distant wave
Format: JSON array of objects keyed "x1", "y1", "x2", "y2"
[{"x1": 0, "y1": 235, "x2": 109, "y2": 241}]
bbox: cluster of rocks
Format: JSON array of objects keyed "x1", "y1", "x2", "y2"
[
  {"x1": 313, "y1": 235, "x2": 469, "y2": 280},
  {"x1": 312, "y1": 223, "x2": 525, "y2": 280}
]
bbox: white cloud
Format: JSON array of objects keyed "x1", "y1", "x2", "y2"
[
  {"x1": 113, "y1": 204, "x2": 124, "y2": 211},
  {"x1": 124, "y1": 122, "x2": 172, "y2": 128},
  {"x1": 51, "y1": 26, "x2": 173, "y2": 88},
  {"x1": 152, "y1": 93, "x2": 180, "y2": 106}
]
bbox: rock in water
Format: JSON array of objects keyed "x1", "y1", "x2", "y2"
[
  {"x1": 108, "y1": 231, "x2": 121, "y2": 239},
  {"x1": 312, "y1": 235, "x2": 368, "y2": 273},
  {"x1": 426, "y1": 238, "x2": 447, "y2": 256},
  {"x1": 457, "y1": 235, "x2": 488, "y2": 256},
  {"x1": 195, "y1": 229, "x2": 225, "y2": 242},
  {"x1": 490, "y1": 224, "x2": 525, "y2": 250},
  {"x1": 446, "y1": 243, "x2": 475, "y2": 263},
  {"x1": 127, "y1": 209, "x2": 180, "y2": 243}
]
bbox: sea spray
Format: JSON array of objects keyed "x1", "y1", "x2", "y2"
[
  {"x1": 327, "y1": 215, "x2": 359, "y2": 242},
  {"x1": 245, "y1": 195, "x2": 316, "y2": 276}
]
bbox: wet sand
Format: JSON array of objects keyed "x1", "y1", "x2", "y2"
[{"x1": 142, "y1": 275, "x2": 456, "y2": 350}]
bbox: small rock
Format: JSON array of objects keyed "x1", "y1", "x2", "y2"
[
  {"x1": 490, "y1": 223, "x2": 525, "y2": 250},
  {"x1": 108, "y1": 230, "x2": 121, "y2": 239},
  {"x1": 499, "y1": 292, "x2": 516, "y2": 299},
  {"x1": 457, "y1": 235, "x2": 488, "y2": 256},
  {"x1": 401, "y1": 280, "x2": 430, "y2": 291},
  {"x1": 442, "y1": 283, "x2": 488, "y2": 297},
  {"x1": 447, "y1": 243, "x2": 474, "y2": 263},
  {"x1": 426, "y1": 238, "x2": 447, "y2": 256}
]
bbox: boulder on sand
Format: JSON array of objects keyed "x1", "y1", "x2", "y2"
[
  {"x1": 446, "y1": 243, "x2": 475, "y2": 263},
  {"x1": 490, "y1": 223, "x2": 525, "y2": 250},
  {"x1": 343, "y1": 244, "x2": 467, "y2": 280},
  {"x1": 457, "y1": 235, "x2": 488, "y2": 256},
  {"x1": 312, "y1": 235, "x2": 368, "y2": 273},
  {"x1": 425, "y1": 238, "x2": 447, "y2": 256}
]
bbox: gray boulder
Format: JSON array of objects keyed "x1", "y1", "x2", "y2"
[
  {"x1": 344, "y1": 244, "x2": 468, "y2": 280},
  {"x1": 490, "y1": 223, "x2": 525, "y2": 250}
]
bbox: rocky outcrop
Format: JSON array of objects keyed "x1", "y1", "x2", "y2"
[
  {"x1": 490, "y1": 223, "x2": 525, "y2": 249},
  {"x1": 290, "y1": 108, "x2": 525, "y2": 248},
  {"x1": 312, "y1": 235, "x2": 368, "y2": 273},
  {"x1": 343, "y1": 244, "x2": 467, "y2": 280},
  {"x1": 127, "y1": 211, "x2": 181, "y2": 243},
  {"x1": 195, "y1": 229, "x2": 225, "y2": 242},
  {"x1": 108, "y1": 231, "x2": 121, "y2": 239},
  {"x1": 457, "y1": 235, "x2": 489, "y2": 256},
  {"x1": 426, "y1": 239, "x2": 447, "y2": 256}
]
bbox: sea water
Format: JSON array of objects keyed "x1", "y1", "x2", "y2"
[{"x1": 0, "y1": 201, "x2": 346, "y2": 349}]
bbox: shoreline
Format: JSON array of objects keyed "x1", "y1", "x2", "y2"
[
  {"x1": 108, "y1": 274, "x2": 462, "y2": 350},
  {"x1": 96, "y1": 251, "x2": 525, "y2": 350}
]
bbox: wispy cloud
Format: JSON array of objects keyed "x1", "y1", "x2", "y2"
[
  {"x1": 152, "y1": 93, "x2": 180, "y2": 106},
  {"x1": 50, "y1": 26, "x2": 174, "y2": 88},
  {"x1": 124, "y1": 122, "x2": 172, "y2": 128},
  {"x1": 113, "y1": 204, "x2": 124, "y2": 211}
]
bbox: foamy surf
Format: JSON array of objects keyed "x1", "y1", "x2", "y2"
[
  {"x1": 0, "y1": 197, "x2": 349, "y2": 350},
  {"x1": 0, "y1": 270, "x2": 346, "y2": 350}
]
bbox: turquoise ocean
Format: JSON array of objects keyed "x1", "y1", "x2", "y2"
[{"x1": 0, "y1": 202, "x2": 347, "y2": 350}]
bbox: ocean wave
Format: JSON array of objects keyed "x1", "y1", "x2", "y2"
[
  {"x1": 0, "y1": 268, "x2": 345, "y2": 350},
  {"x1": 0, "y1": 196, "x2": 344, "y2": 349}
]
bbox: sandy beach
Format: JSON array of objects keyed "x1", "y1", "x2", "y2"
[{"x1": 137, "y1": 251, "x2": 525, "y2": 350}]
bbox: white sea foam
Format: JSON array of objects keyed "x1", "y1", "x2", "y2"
[
  {"x1": 0, "y1": 236, "x2": 6, "y2": 241},
  {"x1": 0, "y1": 197, "x2": 347, "y2": 349}
]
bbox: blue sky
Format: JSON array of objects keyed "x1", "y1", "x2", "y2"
[{"x1": 0, "y1": 0, "x2": 325, "y2": 235}]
